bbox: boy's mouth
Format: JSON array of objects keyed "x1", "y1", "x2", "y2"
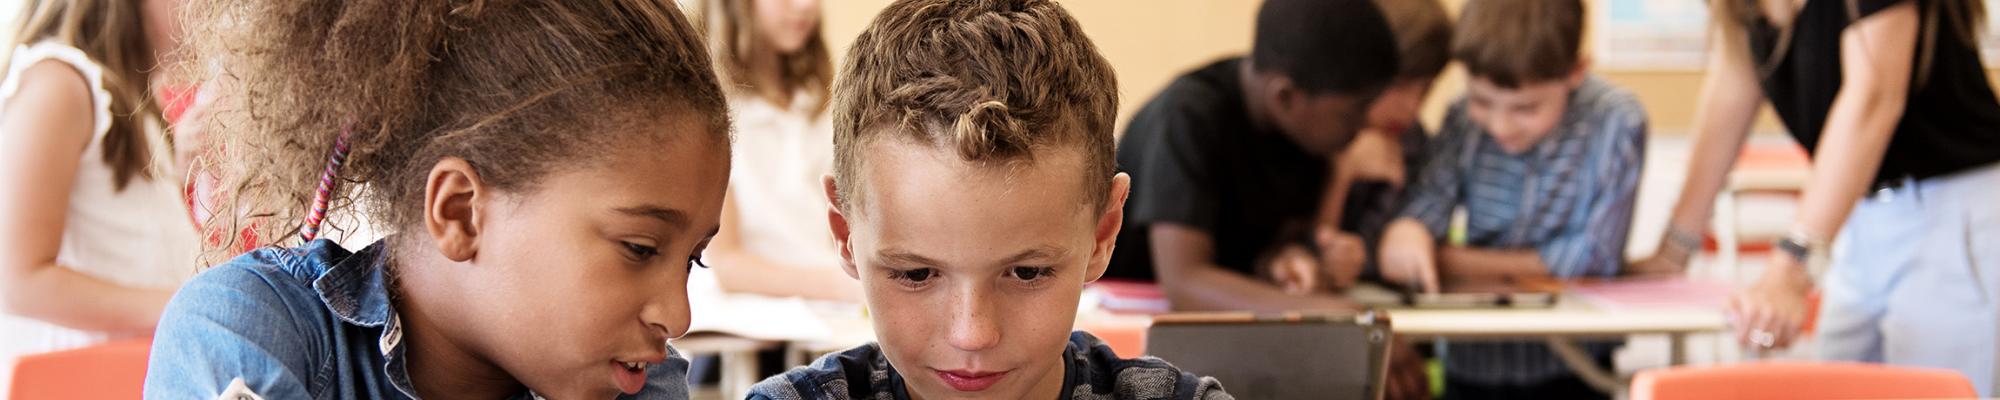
[{"x1": 933, "y1": 369, "x2": 1007, "y2": 392}]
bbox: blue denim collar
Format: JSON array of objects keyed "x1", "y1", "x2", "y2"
[
  {"x1": 302, "y1": 238, "x2": 422, "y2": 398},
  {"x1": 310, "y1": 239, "x2": 396, "y2": 328}
]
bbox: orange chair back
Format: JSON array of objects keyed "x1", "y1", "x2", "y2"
[
  {"x1": 9, "y1": 339, "x2": 153, "y2": 400},
  {"x1": 1633, "y1": 361, "x2": 1978, "y2": 400}
]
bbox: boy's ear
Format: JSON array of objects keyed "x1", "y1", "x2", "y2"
[
  {"x1": 1266, "y1": 74, "x2": 1304, "y2": 117},
  {"x1": 823, "y1": 174, "x2": 860, "y2": 280},
  {"x1": 1566, "y1": 55, "x2": 1593, "y2": 87},
  {"x1": 423, "y1": 157, "x2": 485, "y2": 262},
  {"x1": 1084, "y1": 173, "x2": 1131, "y2": 284}
]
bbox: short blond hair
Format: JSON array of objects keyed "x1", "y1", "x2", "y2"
[{"x1": 830, "y1": 0, "x2": 1118, "y2": 212}]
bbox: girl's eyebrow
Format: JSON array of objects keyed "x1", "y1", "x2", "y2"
[{"x1": 615, "y1": 205, "x2": 691, "y2": 231}]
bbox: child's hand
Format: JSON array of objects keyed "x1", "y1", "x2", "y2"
[
  {"x1": 1338, "y1": 128, "x2": 1407, "y2": 188},
  {"x1": 1379, "y1": 219, "x2": 1439, "y2": 293},
  {"x1": 1314, "y1": 226, "x2": 1365, "y2": 291},
  {"x1": 1265, "y1": 244, "x2": 1321, "y2": 295}
]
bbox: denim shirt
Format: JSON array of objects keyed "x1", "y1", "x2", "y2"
[{"x1": 143, "y1": 239, "x2": 691, "y2": 399}]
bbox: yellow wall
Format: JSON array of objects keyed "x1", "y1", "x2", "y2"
[
  {"x1": 822, "y1": 0, "x2": 1750, "y2": 135},
  {"x1": 824, "y1": 0, "x2": 1999, "y2": 137},
  {"x1": 823, "y1": 1, "x2": 1264, "y2": 135}
]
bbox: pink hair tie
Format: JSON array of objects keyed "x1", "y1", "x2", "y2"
[{"x1": 300, "y1": 129, "x2": 352, "y2": 242}]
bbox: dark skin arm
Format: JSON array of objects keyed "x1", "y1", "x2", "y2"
[{"x1": 1149, "y1": 223, "x2": 1358, "y2": 312}]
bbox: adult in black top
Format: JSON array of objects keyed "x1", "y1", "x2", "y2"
[
  {"x1": 1747, "y1": 0, "x2": 2000, "y2": 184},
  {"x1": 1635, "y1": 0, "x2": 2000, "y2": 393}
]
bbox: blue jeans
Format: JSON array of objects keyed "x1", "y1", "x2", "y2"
[{"x1": 1817, "y1": 162, "x2": 2000, "y2": 396}]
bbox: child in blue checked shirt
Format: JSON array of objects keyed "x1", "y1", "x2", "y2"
[{"x1": 1378, "y1": 0, "x2": 1647, "y2": 398}]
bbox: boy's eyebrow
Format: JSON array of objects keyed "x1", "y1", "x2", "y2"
[
  {"x1": 998, "y1": 246, "x2": 1068, "y2": 265},
  {"x1": 615, "y1": 205, "x2": 691, "y2": 231},
  {"x1": 875, "y1": 249, "x2": 945, "y2": 268},
  {"x1": 874, "y1": 246, "x2": 1069, "y2": 267}
]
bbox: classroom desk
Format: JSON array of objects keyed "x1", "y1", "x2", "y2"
[
  {"x1": 1360, "y1": 282, "x2": 1731, "y2": 396},
  {"x1": 682, "y1": 282, "x2": 1729, "y2": 398},
  {"x1": 671, "y1": 334, "x2": 780, "y2": 400}
]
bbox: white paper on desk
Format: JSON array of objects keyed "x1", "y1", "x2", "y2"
[{"x1": 683, "y1": 269, "x2": 834, "y2": 341}]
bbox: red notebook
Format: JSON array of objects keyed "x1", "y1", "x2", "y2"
[{"x1": 1092, "y1": 279, "x2": 1169, "y2": 314}]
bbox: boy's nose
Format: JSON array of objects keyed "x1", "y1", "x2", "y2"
[
  {"x1": 1488, "y1": 119, "x2": 1522, "y2": 143},
  {"x1": 946, "y1": 286, "x2": 1002, "y2": 352}
]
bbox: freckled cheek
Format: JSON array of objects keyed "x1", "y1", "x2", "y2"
[
  {"x1": 865, "y1": 287, "x2": 948, "y2": 358},
  {"x1": 1021, "y1": 289, "x2": 1082, "y2": 332},
  {"x1": 999, "y1": 291, "x2": 1081, "y2": 369}
]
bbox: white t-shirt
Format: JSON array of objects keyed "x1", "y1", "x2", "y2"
[
  {"x1": 0, "y1": 42, "x2": 201, "y2": 388},
  {"x1": 722, "y1": 92, "x2": 840, "y2": 267}
]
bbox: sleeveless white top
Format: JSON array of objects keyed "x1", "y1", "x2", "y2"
[
  {"x1": 0, "y1": 42, "x2": 201, "y2": 385},
  {"x1": 723, "y1": 92, "x2": 840, "y2": 267}
]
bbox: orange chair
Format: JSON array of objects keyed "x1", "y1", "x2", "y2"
[
  {"x1": 9, "y1": 338, "x2": 153, "y2": 400},
  {"x1": 1076, "y1": 318, "x2": 1150, "y2": 359},
  {"x1": 1632, "y1": 361, "x2": 1978, "y2": 400}
]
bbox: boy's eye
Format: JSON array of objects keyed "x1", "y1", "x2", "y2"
[
  {"x1": 1009, "y1": 266, "x2": 1055, "y2": 281},
  {"x1": 890, "y1": 268, "x2": 935, "y2": 283},
  {"x1": 622, "y1": 242, "x2": 660, "y2": 261}
]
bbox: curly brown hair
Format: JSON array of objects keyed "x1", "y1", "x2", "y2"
[
  {"x1": 182, "y1": 0, "x2": 731, "y2": 261},
  {"x1": 829, "y1": 0, "x2": 1118, "y2": 213}
]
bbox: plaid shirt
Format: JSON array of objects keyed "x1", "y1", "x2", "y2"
[
  {"x1": 1400, "y1": 75, "x2": 1647, "y2": 385},
  {"x1": 749, "y1": 331, "x2": 1231, "y2": 400}
]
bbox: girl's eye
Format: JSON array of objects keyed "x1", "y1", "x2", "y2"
[
  {"x1": 622, "y1": 242, "x2": 660, "y2": 261},
  {"x1": 889, "y1": 268, "x2": 935, "y2": 284},
  {"x1": 687, "y1": 255, "x2": 712, "y2": 272},
  {"x1": 1009, "y1": 266, "x2": 1055, "y2": 281}
]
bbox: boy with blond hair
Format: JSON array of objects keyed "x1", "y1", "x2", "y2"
[{"x1": 748, "y1": 1, "x2": 1230, "y2": 399}]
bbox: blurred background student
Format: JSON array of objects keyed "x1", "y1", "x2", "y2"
[
  {"x1": 0, "y1": 0, "x2": 201, "y2": 393},
  {"x1": 687, "y1": 0, "x2": 854, "y2": 389},
  {"x1": 695, "y1": 0, "x2": 857, "y2": 303}
]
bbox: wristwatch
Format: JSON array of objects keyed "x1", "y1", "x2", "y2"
[{"x1": 1773, "y1": 230, "x2": 1831, "y2": 282}]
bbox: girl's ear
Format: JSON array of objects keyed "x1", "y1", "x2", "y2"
[
  {"x1": 823, "y1": 174, "x2": 860, "y2": 280},
  {"x1": 424, "y1": 157, "x2": 486, "y2": 262}
]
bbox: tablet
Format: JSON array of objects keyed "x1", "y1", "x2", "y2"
[
  {"x1": 1145, "y1": 311, "x2": 1392, "y2": 400},
  {"x1": 1390, "y1": 278, "x2": 1563, "y2": 309}
]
